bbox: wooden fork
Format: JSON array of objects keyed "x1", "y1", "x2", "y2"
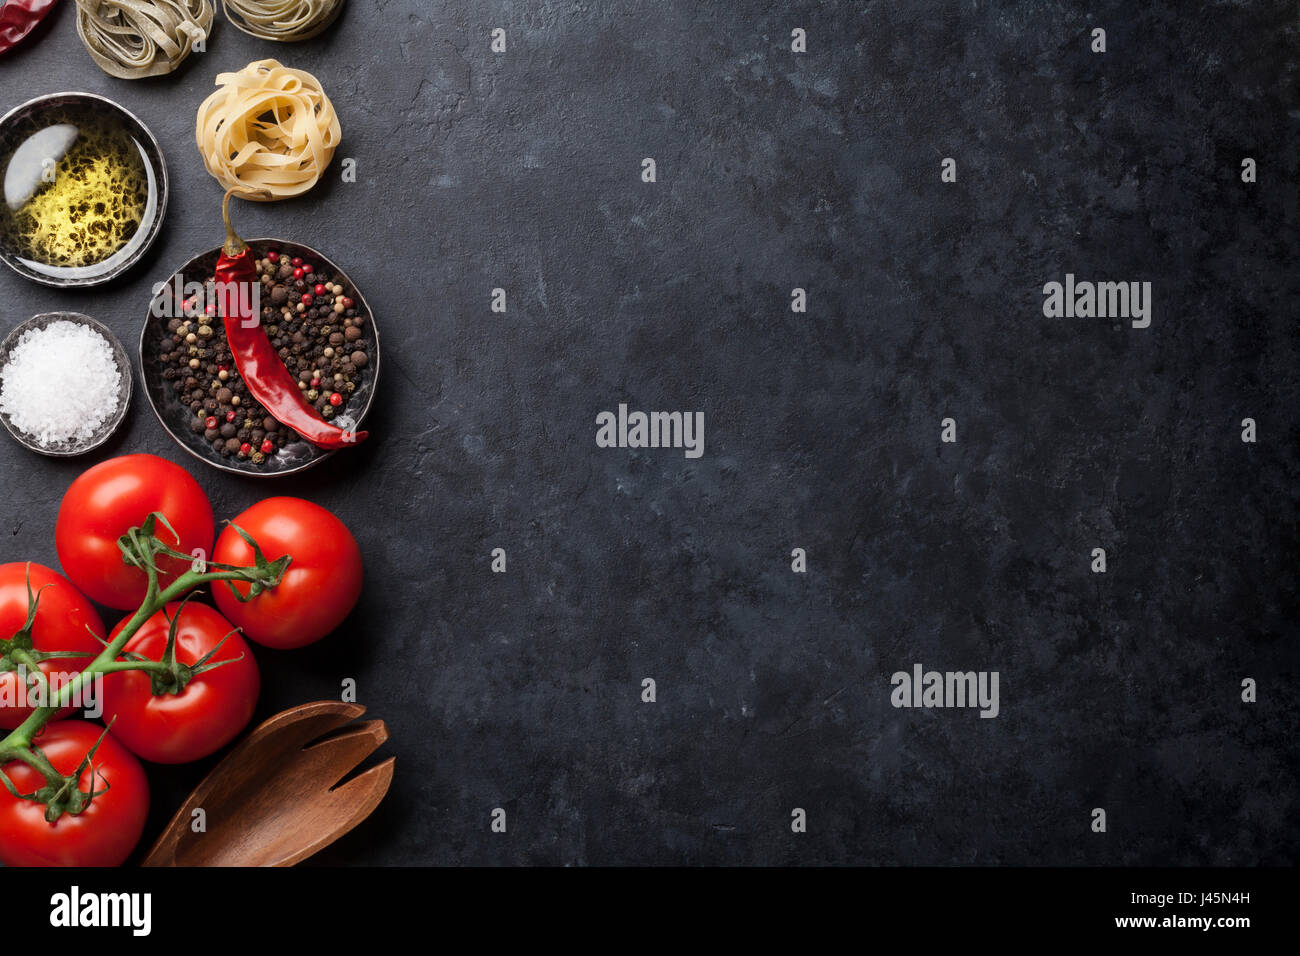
[{"x1": 142, "y1": 701, "x2": 394, "y2": 866}]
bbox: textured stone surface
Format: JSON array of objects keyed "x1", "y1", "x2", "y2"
[{"x1": 0, "y1": 0, "x2": 1296, "y2": 865}]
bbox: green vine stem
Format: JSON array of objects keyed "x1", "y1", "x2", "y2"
[{"x1": 0, "y1": 514, "x2": 288, "y2": 820}]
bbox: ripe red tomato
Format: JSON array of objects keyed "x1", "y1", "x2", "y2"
[
  {"x1": 0, "y1": 563, "x2": 105, "y2": 729},
  {"x1": 55, "y1": 455, "x2": 215, "y2": 610},
  {"x1": 212, "y1": 498, "x2": 362, "y2": 649},
  {"x1": 0, "y1": 720, "x2": 148, "y2": 867},
  {"x1": 100, "y1": 602, "x2": 260, "y2": 764}
]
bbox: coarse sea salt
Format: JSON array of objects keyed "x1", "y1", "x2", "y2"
[{"x1": 0, "y1": 320, "x2": 121, "y2": 447}]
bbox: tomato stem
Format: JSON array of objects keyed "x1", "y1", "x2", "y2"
[
  {"x1": 95, "y1": 660, "x2": 170, "y2": 675},
  {"x1": 0, "y1": 515, "x2": 289, "y2": 818},
  {"x1": 6, "y1": 745, "x2": 62, "y2": 788},
  {"x1": 2, "y1": 566, "x2": 275, "y2": 741},
  {"x1": 8, "y1": 648, "x2": 52, "y2": 702}
]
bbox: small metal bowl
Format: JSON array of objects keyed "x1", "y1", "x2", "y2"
[
  {"x1": 140, "y1": 239, "x2": 380, "y2": 478},
  {"x1": 0, "y1": 91, "x2": 168, "y2": 288},
  {"x1": 0, "y1": 311, "x2": 133, "y2": 456}
]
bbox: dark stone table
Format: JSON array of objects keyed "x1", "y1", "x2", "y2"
[{"x1": 0, "y1": 0, "x2": 1295, "y2": 865}]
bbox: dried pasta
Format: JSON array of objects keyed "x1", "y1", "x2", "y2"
[
  {"x1": 75, "y1": 0, "x2": 213, "y2": 80},
  {"x1": 222, "y1": 0, "x2": 344, "y2": 42},
  {"x1": 195, "y1": 59, "x2": 341, "y2": 201}
]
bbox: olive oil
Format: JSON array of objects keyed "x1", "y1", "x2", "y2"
[{"x1": 0, "y1": 106, "x2": 153, "y2": 274}]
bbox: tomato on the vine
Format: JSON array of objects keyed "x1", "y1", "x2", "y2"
[
  {"x1": 213, "y1": 498, "x2": 362, "y2": 649},
  {"x1": 0, "y1": 721, "x2": 148, "y2": 867},
  {"x1": 0, "y1": 563, "x2": 105, "y2": 729},
  {"x1": 55, "y1": 455, "x2": 214, "y2": 610},
  {"x1": 100, "y1": 602, "x2": 259, "y2": 764}
]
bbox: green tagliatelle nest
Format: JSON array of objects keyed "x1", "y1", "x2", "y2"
[
  {"x1": 222, "y1": 0, "x2": 345, "y2": 42},
  {"x1": 75, "y1": 0, "x2": 214, "y2": 80}
]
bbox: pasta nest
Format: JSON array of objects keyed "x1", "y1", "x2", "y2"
[
  {"x1": 223, "y1": 0, "x2": 345, "y2": 42},
  {"x1": 195, "y1": 59, "x2": 342, "y2": 201},
  {"x1": 75, "y1": 0, "x2": 214, "y2": 80}
]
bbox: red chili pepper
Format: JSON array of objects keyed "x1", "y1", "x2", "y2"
[
  {"x1": 0, "y1": 0, "x2": 59, "y2": 56},
  {"x1": 214, "y1": 191, "x2": 367, "y2": 451}
]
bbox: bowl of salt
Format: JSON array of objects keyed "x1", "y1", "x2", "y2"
[{"x1": 0, "y1": 311, "x2": 132, "y2": 456}]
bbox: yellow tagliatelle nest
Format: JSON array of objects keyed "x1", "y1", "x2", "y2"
[{"x1": 195, "y1": 59, "x2": 341, "y2": 201}]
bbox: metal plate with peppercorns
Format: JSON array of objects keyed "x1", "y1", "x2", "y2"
[{"x1": 140, "y1": 239, "x2": 379, "y2": 477}]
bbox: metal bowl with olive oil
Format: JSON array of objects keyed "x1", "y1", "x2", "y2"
[{"x1": 0, "y1": 92, "x2": 167, "y2": 287}]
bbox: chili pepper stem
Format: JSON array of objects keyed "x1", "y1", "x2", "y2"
[{"x1": 222, "y1": 188, "x2": 248, "y2": 257}]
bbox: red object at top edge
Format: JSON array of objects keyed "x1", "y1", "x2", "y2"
[{"x1": 0, "y1": 0, "x2": 59, "y2": 56}]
